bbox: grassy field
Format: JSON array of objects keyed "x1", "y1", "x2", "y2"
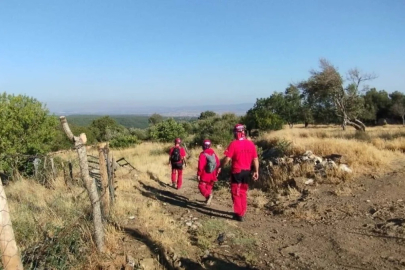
[
  {"x1": 262, "y1": 124, "x2": 405, "y2": 176},
  {"x1": 4, "y1": 124, "x2": 405, "y2": 269}
]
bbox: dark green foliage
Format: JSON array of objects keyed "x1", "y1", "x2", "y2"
[
  {"x1": 89, "y1": 116, "x2": 125, "y2": 142},
  {"x1": 148, "y1": 113, "x2": 164, "y2": 125},
  {"x1": 0, "y1": 93, "x2": 59, "y2": 172},
  {"x1": 53, "y1": 124, "x2": 97, "y2": 151},
  {"x1": 109, "y1": 135, "x2": 139, "y2": 148},
  {"x1": 129, "y1": 128, "x2": 149, "y2": 140},
  {"x1": 148, "y1": 118, "x2": 187, "y2": 142},
  {"x1": 362, "y1": 88, "x2": 391, "y2": 123},
  {"x1": 67, "y1": 114, "x2": 150, "y2": 129},
  {"x1": 198, "y1": 110, "x2": 217, "y2": 120},
  {"x1": 243, "y1": 86, "x2": 301, "y2": 131},
  {"x1": 66, "y1": 115, "x2": 196, "y2": 129},
  {"x1": 181, "y1": 121, "x2": 195, "y2": 134},
  {"x1": 243, "y1": 108, "x2": 284, "y2": 131},
  {"x1": 193, "y1": 113, "x2": 241, "y2": 147}
]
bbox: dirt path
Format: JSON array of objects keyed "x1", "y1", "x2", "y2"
[{"x1": 121, "y1": 167, "x2": 405, "y2": 270}]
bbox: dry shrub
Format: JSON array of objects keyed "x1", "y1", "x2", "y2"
[{"x1": 249, "y1": 189, "x2": 269, "y2": 209}]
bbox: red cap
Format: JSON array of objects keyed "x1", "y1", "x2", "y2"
[{"x1": 174, "y1": 138, "x2": 181, "y2": 144}]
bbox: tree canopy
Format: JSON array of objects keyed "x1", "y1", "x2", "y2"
[{"x1": 0, "y1": 93, "x2": 59, "y2": 170}]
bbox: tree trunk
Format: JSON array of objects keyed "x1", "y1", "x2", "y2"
[
  {"x1": 59, "y1": 116, "x2": 104, "y2": 252},
  {"x1": 353, "y1": 118, "x2": 366, "y2": 131},
  {"x1": 98, "y1": 143, "x2": 109, "y2": 218},
  {"x1": 345, "y1": 119, "x2": 364, "y2": 131},
  {"x1": 0, "y1": 180, "x2": 23, "y2": 270}
]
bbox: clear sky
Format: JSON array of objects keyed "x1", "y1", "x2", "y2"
[{"x1": 0, "y1": 0, "x2": 404, "y2": 113}]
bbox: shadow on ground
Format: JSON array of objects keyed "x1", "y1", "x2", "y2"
[
  {"x1": 137, "y1": 181, "x2": 233, "y2": 220},
  {"x1": 141, "y1": 171, "x2": 234, "y2": 220},
  {"x1": 121, "y1": 224, "x2": 258, "y2": 270}
]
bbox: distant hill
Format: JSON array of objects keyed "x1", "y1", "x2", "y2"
[
  {"x1": 55, "y1": 103, "x2": 253, "y2": 117},
  {"x1": 66, "y1": 115, "x2": 196, "y2": 129}
]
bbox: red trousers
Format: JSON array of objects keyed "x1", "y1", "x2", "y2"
[
  {"x1": 171, "y1": 168, "x2": 183, "y2": 189},
  {"x1": 231, "y1": 183, "x2": 249, "y2": 217},
  {"x1": 198, "y1": 181, "x2": 214, "y2": 199}
]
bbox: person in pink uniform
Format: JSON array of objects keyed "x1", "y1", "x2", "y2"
[
  {"x1": 220, "y1": 124, "x2": 259, "y2": 222},
  {"x1": 197, "y1": 139, "x2": 221, "y2": 205},
  {"x1": 168, "y1": 138, "x2": 186, "y2": 189}
]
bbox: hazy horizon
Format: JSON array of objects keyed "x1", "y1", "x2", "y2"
[{"x1": 1, "y1": 1, "x2": 404, "y2": 113}]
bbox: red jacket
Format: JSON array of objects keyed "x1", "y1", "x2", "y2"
[
  {"x1": 224, "y1": 139, "x2": 257, "y2": 173},
  {"x1": 197, "y1": 148, "x2": 220, "y2": 182}
]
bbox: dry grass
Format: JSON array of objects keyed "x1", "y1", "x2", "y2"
[
  {"x1": 6, "y1": 178, "x2": 97, "y2": 269},
  {"x1": 5, "y1": 124, "x2": 405, "y2": 268},
  {"x1": 262, "y1": 124, "x2": 405, "y2": 176},
  {"x1": 4, "y1": 142, "x2": 201, "y2": 269}
]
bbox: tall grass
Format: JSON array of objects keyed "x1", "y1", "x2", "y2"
[
  {"x1": 261, "y1": 124, "x2": 405, "y2": 175},
  {"x1": 5, "y1": 125, "x2": 405, "y2": 269}
]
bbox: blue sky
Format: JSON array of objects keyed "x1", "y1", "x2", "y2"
[{"x1": 0, "y1": 0, "x2": 404, "y2": 113}]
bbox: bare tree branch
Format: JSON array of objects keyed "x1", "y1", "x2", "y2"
[{"x1": 347, "y1": 68, "x2": 377, "y2": 91}]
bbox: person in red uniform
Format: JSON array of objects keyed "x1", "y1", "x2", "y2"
[
  {"x1": 168, "y1": 138, "x2": 187, "y2": 189},
  {"x1": 197, "y1": 139, "x2": 221, "y2": 205},
  {"x1": 220, "y1": 124, "x2": 259, "y2": 221}
]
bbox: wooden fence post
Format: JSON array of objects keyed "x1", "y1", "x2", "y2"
[
  {"x1": 50, "y1": 157, "x2": 56, "y2": 181},
  {"x1": 68, "y1": 161, "x2": 73, "y2": 181},
  {"x1": 105, "y1": 144, "x2": 114, "y2": 206},
  {"x1": 59, "y1": 116, "x2": 104, "y2": 252},
  {"x1": 0, "y1": 179, "x2": 23, "y2": 269},
  {"x1": 109, "y1": 156, "x2": 115, "y2": 206},
  {"x1": 98, "y1": 143, "x2": 110, "y2": 218}
]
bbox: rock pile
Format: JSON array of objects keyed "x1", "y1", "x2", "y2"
[{"x1": 262, "y1": 149, "x2": 352, "y2": 174}]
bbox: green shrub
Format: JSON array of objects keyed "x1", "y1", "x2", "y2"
[
  {"x1": 0, "y1": 93, "x2": 59, "y2": 171},
  {"x1": 129, "y1": 128, "x2": 149, "y2": 140},
  {"x1": 192, "y1": 113, "x2": 241, "y2": 147},
  {"x1": 109, "y1": 135, "x2": 139, "y2": 148},
  {"x1": 148, "y1": 118, "x2": 187, "y2": 142}
]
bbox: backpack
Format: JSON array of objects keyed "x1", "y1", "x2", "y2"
[
  {"x1": 170, "y1": 147, "x2": 181, "y2": 163},
  {"x1": 204, "y1": 153, "x2": 217, "y2": 173}
]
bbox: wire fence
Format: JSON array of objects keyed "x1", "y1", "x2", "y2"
[
  {"x1": 0, "y1": 143, "x2": 136, "y2": 269},
  {"x1": 0, "y1": 150, "x2": 107, "y2": 269}
]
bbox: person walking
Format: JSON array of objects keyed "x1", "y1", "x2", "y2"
[
  {"x1": 197, "y1": 139, "x2": 221, "y2": 205},
  {"x1": 168, "y1": 138, "x2": 186, "y2": 189},
  {"x1": 220, "y1": 124, "x2": 259, "y2": 222}
]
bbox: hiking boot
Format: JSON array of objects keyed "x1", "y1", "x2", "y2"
[
  {"x1": 172, "y1": 182, "x2": 176, "y2": 189},
  {"x1": 206, "y1": 194, "x2": 213, "y2": 205},
  {"x1": 233, "y1": 214, "x2": 244, "y2": 222}
]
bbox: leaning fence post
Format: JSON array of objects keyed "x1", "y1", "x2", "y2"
[
  {"x1": 105, "y1": 144, "x2": 114, "y2": 205},
  {"x1": 0, "y1": 179, "x2": 23, "y2": 269},
  {"x1": 109, "y1": 156, "x2": 115, "y2": 206},
  {"x1": 68, "y1": 161, "x2": 73, "y2": 181},
  {"x1": 50, "y1": 157, "x2": 56, "y2": 180},
  {"x1": 98, "y1": 143, "x2": 110, "y2": 218},
  {"x1": 59, "y1": 116, "x2": 104, "y2": 252}
]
